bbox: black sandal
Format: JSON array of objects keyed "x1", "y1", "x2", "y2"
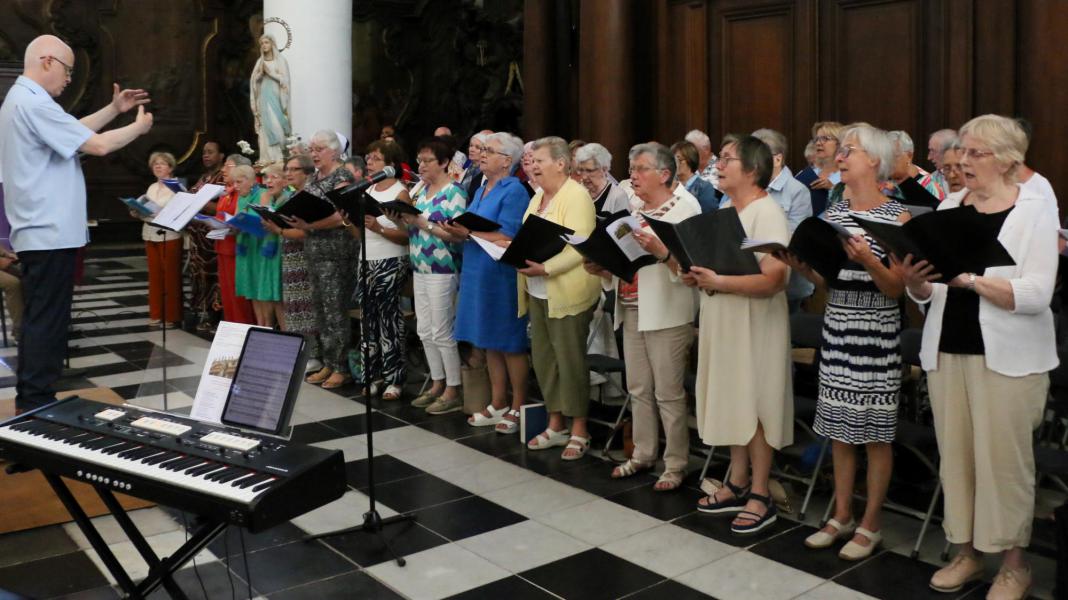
[
  {"x1": 730, "y1": 492, "x2": 778, "y2": 535},
  {"x1": 696, "y1": 480, "x2": 750, "y2": 514}
]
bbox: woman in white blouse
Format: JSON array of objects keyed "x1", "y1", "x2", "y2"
[
  {"x1": 899, "y1": 114, "x2": 1057, "y2": 599},
  {"x1": 134, "y1": 151, "x2": 183, "y2": 328}
]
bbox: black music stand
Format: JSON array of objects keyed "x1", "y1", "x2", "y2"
[{"x1": 302, "y1": 185, "x2": 414, "y2": 567}]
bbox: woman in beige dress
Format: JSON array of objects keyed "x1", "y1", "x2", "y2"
[{"x1": 684, "y1": 135, "x2": 794, "y2": 534}]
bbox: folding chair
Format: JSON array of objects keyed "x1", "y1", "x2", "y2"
[{"x1": 586, "y1": 292, "x2": 632, "y2": 456}]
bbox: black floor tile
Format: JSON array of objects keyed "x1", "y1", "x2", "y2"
[
  {"x1": 110, "y1": 294, "x2": 150, "y2": 307},
  {"x1": 606, "y1": 483, "x2": 704, "y2": 521},
  {"x1": 167, "y1": 375, "x2": 204, "y2": 396},
  {"x1": 371, "y1": 473, "x2": 472, "y2": 513},
  {"x1": 413, "y1": 495, "x2": 526, "y2": 542},
  {"x1": 414, "y1": 413, "x2": 480, "y2": 440},
  {"x1": 520, "y1": 548, "x2": 665, "y2": 600},
  {"x1": 321, "y1": 412, "x2": 407, "y2": 437},
  {"x1": 288, "y1": 422, "x2": 347, "y2": 444},
  {"x1": 108, "y1": 381, "x2": 181, "y2": 400},
  {"x1": 72, "y1": 309, "x2": 148, "y2": 324},
  {"x1": 496, "y1": 447, "x2": 594, "y2": 477},
  {"x1": 267, "y1": 570, "x2": 403, "y2": 599},
  {"x1": 55, "y1": 585, "x2": 122, "y2": 599},
  {"x1": 222, "y1": 540, "x2": 357, "y2": 595},
  {"x1": 456, "y1": 430, "x2": 526, "y2": 458},
  {"x1": 365, "y1": 397, "x2": 436, "y2": 424},
  {"x1": 0, "y1": 552, "x2": 109, "y2": 598},
  {"x1": 345, "y1": 455, "x2": 424, "y2": 489},
  {"x1": 445, "y1": 575, "x2": 558, "y2": 599},
  {"x1": 208, "y1": 522, "x2": 308, "y2": 558},
  {"x1": 53, "y1": 376, "x2": 99, "y2": 392},
  {"x1": 621, "y1": 579, "x2": 718, "y2": 599},
  {"x1": 549, "y1": 460, "x2": 657, "y2": 498},
  {"x1": 749, "y1": 524, "x2": 869, "y2": 580},
  {"x1": 102, "y1": 341, "x2": 163, "y2": 359},
  {"x1": 75, "y1": 362, "x2": 143, "y2": 379},
  {"x1": 131, "y1": 353, "x2": 193, "y2": 369},
  {"x1": 673, "y1": 511, "x2": 799, "y2": 548},
  {"x1": 0, "y1": 523, "x2": 80, "y2": 569},
  {"x1": 146, "y1": 561, "x2": 253, "y2": 599},
  {"x1": 832, "y1": 551, "x2": 980, "y2": 600},
  {"x1": 321, "y1": 520, "x2": 448, "y2": 567},
  {"x1": 957, "y1": 582, "x2": 1042, "y2": 599}
]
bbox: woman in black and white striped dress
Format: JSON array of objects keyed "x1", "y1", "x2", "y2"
[{"x1": 777, "y1": 124, "x2": 909, "y2": 561}]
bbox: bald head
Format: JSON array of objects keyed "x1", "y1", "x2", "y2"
[{"x1": 23, "y1": 35, "x2": 74, "y2": 97}]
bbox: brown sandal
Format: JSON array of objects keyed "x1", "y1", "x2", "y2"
[
  {"x1": 305, "y1": 367, "x2": 333, "y2": 385},
  {"x1": 321, "y1": 373, "x2": 352, "y2": 389}
]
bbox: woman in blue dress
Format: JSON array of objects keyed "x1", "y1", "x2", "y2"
[{"x1": 441, "y1": 132, "x2": 531, "y2": 434}]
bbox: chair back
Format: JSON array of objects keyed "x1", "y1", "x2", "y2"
[
  {"x1": 789, "y1": 312, "x2": 824, "y2": 349},
  {"x1": 900, "y1": 328, "x2": 923, "y2": 368}
]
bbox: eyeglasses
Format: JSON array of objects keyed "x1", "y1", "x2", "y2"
[
  {"x1": 627, "y1": 165, "x2": 662, "y2": 175},
  {"x1": 715, "y1": 156, "x2": 741, "y2": 167},
  {"x1": 484, "y1": 148, "x2": 511, "y2": 159},
  {"x1": 940, "y1": 164, "x2": 964, "y2": 175},
  {"x1": 415, "y1": 156, "x2": 440, "y2": 165},
  {"x1": 961, "y1": 148, "x2": 995, "y2": 159},
  {"x1": 365, "y1": 154, "x2": 384, "y2": 163},
  {"x1": 836, "y1": 145, "x2": 862, "y2": 158},
  {"x1": 41, "y1": 55, "x2": 73, "y2": 77},
  {"x1": 814, "y1": 135, "x2": 837, "y2": 144},
  {"x1": 575, "y1": 166, "x2": 601, "y2": 176},
  {"x1": 470, "y1": 144, "x2": 487, "y2": 153}
]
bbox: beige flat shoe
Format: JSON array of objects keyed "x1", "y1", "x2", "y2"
[
  {"x1": 804, "y1": 518, "x2": 857, "y2": 549},
  {"x1": 838, "y1": 527, "x2": 881, "y2": 561}
]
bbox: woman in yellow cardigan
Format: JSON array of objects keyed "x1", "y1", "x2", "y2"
[{"x1": 518, "y1": 136, "x2": 602, "y2": 460}]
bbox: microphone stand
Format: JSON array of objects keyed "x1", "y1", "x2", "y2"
[
  {"x1": 303, "y1": 177, "x2": 413, "y2": 567},
  {"x1": 155, "y1": 227, "x2": 171, "y2": 412}
]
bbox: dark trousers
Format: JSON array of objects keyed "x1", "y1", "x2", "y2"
[{"x1": 16, "y1": 248, "x2": 78, "y2": 410}]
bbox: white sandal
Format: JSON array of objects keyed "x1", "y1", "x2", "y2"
[
  {"x1": 561, "y1": 435, "x2": 590, "y2": 461},
  {"x1": 838, "y1": 527, "x2": 881, "y2": 561},
  {"x1": 468, "y1": 404, "x2": 508, "y2": 427},
  {"x1": 611, "y1": 459, "x2": 654, "y2": 479},
  {"x1": 526, "y1": 428, "x2": 570, "y2": 450},
  {"x1": 495, "y1": 409, "x2": 520, "y2": 434},
  {"x1": 804, "y1": 517, "x2": 857, "y2": 549}
]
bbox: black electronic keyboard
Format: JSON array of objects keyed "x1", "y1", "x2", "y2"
[{"x1": 0, "y1": 397, "x2": 346, "y2": 533}]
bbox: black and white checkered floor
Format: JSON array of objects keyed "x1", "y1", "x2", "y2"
[{"x1": 0, "y1": 244, "x2": 1057, "y2": 599}]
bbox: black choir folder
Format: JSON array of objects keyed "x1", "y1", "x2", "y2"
[
  {"x1": 249, "y1": 205, "x2": 292, "y2": 229},
  {"x1": 500, "y1": 214, "x2": 574, "y2": 269},
  {"x1": 272, "y1": 190, "x2": 338, "y2": 223},
  {"x1": 564, "y1": 210, "x2": 656, "y2": 283},
  {"x1": 850, "y1": 206, "x2": 1014, "y2": 282},
  {"x1": 741, "y1": 216, "x2": 852, "y2": 282},
  {"x1": 449, "y1": 212, "x2": 501, "y2": 232},
  {"x1": 644, "y1": 208, "x2": 761, "y2": 275}
]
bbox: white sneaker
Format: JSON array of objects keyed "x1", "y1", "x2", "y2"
[{"x1": 305, "y1": 358, "x2": 323, "y2": 374}]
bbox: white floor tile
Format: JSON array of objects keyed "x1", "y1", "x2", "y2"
[
  {"x1": 434, "y1": 456, "x2": 541, "y2": 495},
  {"x1": 88, "y1": 363, "x2": 203, "y2": 389},
  {"x1": 457, "y1": 520, "x2": 591, "y2": 573},
  {"x1": 360, "y1": 426, "x2": 449, "y2": 454},
  {"x1": 95, "y1": 275, "x2": 134, "y2": 282},
  {"x1": 84, "y1": 529, "x2": 217, "y2": 584},
  {"x1": 675, "y1": 550, "x2": 825, "y2": 600},
  {"x1": 312, "y1": 435, "x2": 370, "y2": 462},
  {"x1": 481, "y1": 477, "x2": 598, "y2": 518},
  {"x1": 74, "y1": 281, "x2": 149, "y2": 292},
  {"x1": 794, "y1": 582, "x2": 880, "y2": 600},
  {"x1": 600, "y1": 523, "x2": 738, "y2": 579},
  {"x1": 391, "y1": 439, "x2": 495, "y2": 473},
  {"x1": 289, "y1": 490, "x2": 397, "y2": 536},
  {"x1": 127, "y1": 391, "x2": 195, "y2": 411},
  {"x1": 72, "y1": 300, "x2": 122, "y2": 309},
  {"x1": 68, "y1": 353, "x2": 128, "y2": 369},
  {"x1": 534, "y1": 498, "x2": 661, "y2": 546},
  {"x1": 62, "y1": 507, "x2": 183, "y2": 549},
  {"x1": 365, "y1": 542, "x2": 509, "y2": 600}
]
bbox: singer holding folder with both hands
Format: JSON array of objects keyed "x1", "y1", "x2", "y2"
[{"x1": 583, "y1": 142, "x2": 701, "y2": 491}]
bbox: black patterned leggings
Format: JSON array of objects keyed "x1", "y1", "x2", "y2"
[
  {"x1": 352, "y1": 256, "x2": 409, "y2": 386},
  {"x1": 305, "y1": 229, "x2": 355, "y2": 372}
]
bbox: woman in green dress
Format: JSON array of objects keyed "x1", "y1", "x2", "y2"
[{"x1": 233, "y1": 164, "x2": 283, "y2": 327}]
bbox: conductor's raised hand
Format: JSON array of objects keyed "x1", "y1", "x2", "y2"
[
  {"x1": 134, "y1": 105, "x2": 153, "y2": 135},
  {"x1": 111, "y1": 83, "x2": 150, "y2": 113}
]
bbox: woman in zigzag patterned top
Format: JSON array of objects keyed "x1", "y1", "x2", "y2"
[{"x1": 778, "y1": 124, "x2": 910, "y2": 561}]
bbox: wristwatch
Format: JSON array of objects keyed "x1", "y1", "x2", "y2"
[
  {"x1": 967, "y1": 273, "x2": 976, "y2": 291},
  {"x1": 657, "y1": 253, "x2": 671, "y2": 264}
]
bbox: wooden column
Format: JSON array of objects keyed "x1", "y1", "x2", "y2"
[
  {"x1": 522, "y1": 0, "x2": 555, "y2": 140},
  {"x1": 577, "y1": 0, "x2": 635, "y2": 179}
]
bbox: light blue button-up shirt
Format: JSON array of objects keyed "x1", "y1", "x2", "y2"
[{"x1": 0, "y1": 76, "x2": 94, "y2": 252}]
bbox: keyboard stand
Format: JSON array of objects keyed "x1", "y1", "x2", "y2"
[{"x1": 43, "y1": 472, "x2": 227, "y2": 600}]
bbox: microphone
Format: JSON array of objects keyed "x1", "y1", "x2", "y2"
[{"x1": 339, "y1": 166, "x2": 396, "y2": 195}]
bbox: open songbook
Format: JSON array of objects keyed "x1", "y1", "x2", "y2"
[
  {"x1": 120, "y1": 195, "x2": 162, "y2": 217},
  {"x1": 741, "y1": 216, "x2": 852, "y2": 281},
  {"x1": 161, "y1": 178, "x2": 186, "y2": 193},
  {"x1": 850, "y1": 207, "x2": 1015, "y2": 282},
  {"x1": 497, "y1": 214, "x2": 574, "y2": 269},
  {"x1": 644, "y1": 208, "x2": 760, "y2": 275},
  {"x1": 249, "y1": 204, "x2": 291, "y2": 229},
  {"x1": 194, "y1": 212, "x2": 267, "y2": 238},
  {"x1": 562, "y1": 211, "x2": 655, "y2": 283},
  {"x1": 149, "y1": 184, "x2": 225, "y2": 232}
]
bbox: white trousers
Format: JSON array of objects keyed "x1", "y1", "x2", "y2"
[{"x1": 413, "y1": 273, "x2": 461, "y2": 386}]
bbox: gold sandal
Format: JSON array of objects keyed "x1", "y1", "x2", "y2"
[{"x1": 305, "y1": 367, "x2": 333, "y2": 385}]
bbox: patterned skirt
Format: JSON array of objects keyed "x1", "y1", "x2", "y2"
[
  {"x1": 281, "y1": 237, "x2": 320, "y2": 359},
  {"x1": 813, "y1": 287, "x2": 902, "y2": 444},
  {"x1": 184, "y1": 223, "x2": 219, "y2": 322}
]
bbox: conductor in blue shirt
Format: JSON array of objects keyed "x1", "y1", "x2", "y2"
[{"x1": 0, "y1": 35, "x2": 153, "y2": 411}]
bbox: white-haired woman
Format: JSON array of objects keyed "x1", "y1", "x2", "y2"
[
  {"x1": 519, "y1": 136, "x2": 601, "y2": 460},
  {"x1": 250, "y1": 34, "x2": 291, "y2": 164},
  {"x1": 520, "y1": 141, "x2": 540, "y2": 197},
  {"x1": 214, "y1": 154, "x2": 256, "y2": 324},
  {"x1": 441, "y1": 132, "x2": 532, "y2": 433},
  {"x1": 900, "y1": 115, "x2": 1056, "y2": 598},
  {"x1": 574, "y1": 143, "x2": 630, "y2": 216},
  {"x1": 461, "y1": 131, "x2": 492, "y2": 200},
  {"x1": 778, "y1": 125, "x2": 909, "y2": 560},
  {"x1": 289, "y1": 130, "x2": 356, "y2": 389}
]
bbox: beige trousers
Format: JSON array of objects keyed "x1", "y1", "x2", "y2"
[
  {"x1": 927, "y1": 353, "x2": 1048, "y2": 552},
  {"x1": 622, "y1": 307, "x2": 694, "y2": 473}
]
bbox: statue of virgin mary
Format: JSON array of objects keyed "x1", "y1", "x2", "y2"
[{"x1": 250, "y1": 34, "x2": 292, "y2": 164}]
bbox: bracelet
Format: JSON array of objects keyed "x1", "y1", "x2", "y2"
[
  {"x1": 341, "y1": 220, "x2": 352, "y2": 227},
  {"x1": 657, "y1": 253, "x2": 671, "y2": 264},
  {"x1": 968, "y1": 273, "x2": 976, "y2": 291}
]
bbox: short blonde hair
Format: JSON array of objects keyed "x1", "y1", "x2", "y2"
[
  {"x1": 261, "y1": 162, "x2": 284, "y2": 178},
  {"x1": 231, "y1": 164, "x2": 257, "y2": 183},
  {"x1": 959, "y1": 114, "x2": 1027, "y2": 181},
  {"x1": 531, "y1": 136, "x2": 571, "y2": 174},
  {"x1": 148, "y1": 151, "x2": 176, "y2": 170},
  {"x1": 811, "y1": 121, "x2": 844, "y2": 141}
]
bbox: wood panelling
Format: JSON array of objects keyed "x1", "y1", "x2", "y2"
[{"x1": 656, "y1": 1, "x2": 709, "y2": 141}]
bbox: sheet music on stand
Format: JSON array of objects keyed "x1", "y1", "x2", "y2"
[{"x1": 149, "y1": 184, "x2": 226, "y2": 232}]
